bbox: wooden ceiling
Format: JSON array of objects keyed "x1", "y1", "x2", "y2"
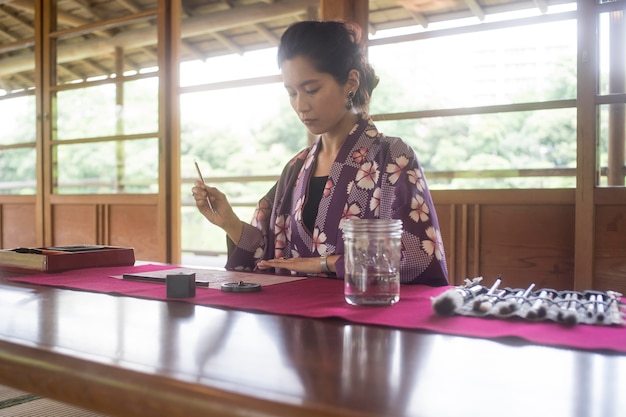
[{"x1": 0, "y1": 0, "x2": 575, "y2": 93}]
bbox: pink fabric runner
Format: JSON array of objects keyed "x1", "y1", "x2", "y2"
[{"x1": 8, "y1": 264, "x2": 626, "y2": 354}]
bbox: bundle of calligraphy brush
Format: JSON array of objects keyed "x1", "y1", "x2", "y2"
[{"x1": 431, "y1": 278, "x2": 625, "y2": 326}]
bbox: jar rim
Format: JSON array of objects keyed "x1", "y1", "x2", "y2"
[{"x1": 344, "y1": 218, "x2": 403, "y2": 232}]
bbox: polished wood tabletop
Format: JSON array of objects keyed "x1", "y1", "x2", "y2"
[{"x1": 1, "y1": 270, "x2": 625, "y2": 417}]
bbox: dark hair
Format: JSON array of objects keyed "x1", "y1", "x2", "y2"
[{"x1": 277, "y1": 20, "x2": 379, "y2": 112}]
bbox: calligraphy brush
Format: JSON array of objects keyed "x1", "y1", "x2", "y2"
[
  {"x1": 526, "y1": 290, "x2": 549, "y2": 320},
  {"x1": 556, "y1": 293, "x2": 578, "y2": 326},
  {"x1": 431, "y1": 281, "x2": 485, "y2": 316},
  {"x1": 472, "y1": 278, "x2": 502, "y2": 313},
  {"x1": 194, "y1": 160, "x2": 216, "y2": 213},
  {"x1": 497, "y1": 283, "x2": 535, "y2": 316}
]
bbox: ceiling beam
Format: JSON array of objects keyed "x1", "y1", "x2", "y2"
[
  {"x1": 212, "y1": 31, "x2": 243, "y2": 55},
  {"x1": 178, "y1": 5, "x2": 206, "y2": 61},
  {"x1": 6, "y1": 0, "x2": 116, "y2": 37},
  {"x1": 116, "y1": 0, "x2": 141, "y2": 14},
  {"x1": 57, "y1": 63, "x2": 86, "y2": 81},
  {"x1": 0, "y1": 37, "x2": 34, "y2": 54},
  {"x1": 0, "y1": 0, "x2": 317, "y2": 77},
  {"x1": 252, "y1": 23, "x2": 280, "y2": 45},
  {"x1": 0, "y1": 2, "x2": 34, "y2": 30},
  {"x1": 0, "y1": 25, "x2": 18, "y2": 41},
  {"x1": 408, "y1": 10, "x2": 428, "y2": 28},
  {"x1": 11, "y1": 72, "x2": 33, "y2": 88},
  {"x1": 8, "y1": 0, "x2": 90, "y2": 27}
]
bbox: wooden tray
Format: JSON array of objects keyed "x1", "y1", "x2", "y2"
[{"x1": 0, "y1": 245, "x2": 135, "y2": 273}]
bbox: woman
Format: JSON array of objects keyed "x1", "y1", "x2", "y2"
[{"x1": 192, "y1": 20, "x2": 448, "y2": 286}]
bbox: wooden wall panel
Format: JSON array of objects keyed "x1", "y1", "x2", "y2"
[
  {"x1": 594, "y1": 205, "x2": 626, "y2": 293},
  {"x1": 1, "y1": 204, "x2": 37, "y2": 248},
  {"x1": 441, "y1": 203, "x2": 480, "y2": 286},
  {"x1": 478, "y1": 205, "x2": 575, "y2": 290},
  {"x1": 52, "y1": 205, "x2": 97, "y2": 246},
  {"x1": 465, "y1": 204, "x2": 480, "y2": 284},
  {"x1": 433, "y1": 203, "x2": 453, "y2": 282},
  {"x1": 108, "y1": 205, "x2": 161, "y2": 262}
]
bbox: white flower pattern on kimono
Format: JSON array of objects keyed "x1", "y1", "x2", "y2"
[
  {"x1": 273, "y1": 214, "x2": 291, "y2": 258},
  {"x1": 364, "y1": 122, "x2": 378, "y2": 138},
  {"x1": 294, "y1": 196, "x2": 305, "y2": 222},
  {"x1": 386, "y1": 155, "x2": 409, "y2": 185},
  {"x1": 275, "y1": 214, "x2": 291, "y2": 241},
  {"x1": 355, "y1": 161, "x2": 379, "y2": 190},
  {"x1": 340, "y1": 202, "x2": 361, "y2": 230},
  {"x1": 408, "y1": 168, "x2": 425, "y2": 193},
  {"x1": 370, "y1": 187, "x2": 381, "y2": 216},
  {"x1": 409, "y1": 194, "x2": 430, "y2": 223},
  {"x1": 311, "y1": 227, "x2": 328, "y2": 255},
  {"x1": 252, "y1": 198, "x2": 271, "y2": 228},
  {"x1": 351, "y1": 147, "x2": 368, "y2": 164},
  {"x1": 422, "y1": 226, "x2": 444, "y2": 260}
]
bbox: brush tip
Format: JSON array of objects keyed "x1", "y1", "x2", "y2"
[
  {"x1": 558, "y1": 310, "x2": 578, "y2": 326},
  {"x1": 432, "y1": 290, "x2": 463, "y2": 316},
  {"x1": 537, "y1": 306, "x2": 547, "y2": 319},
  {"x1": 498, "y1": 302, "x2": 514, "y2": 315}
]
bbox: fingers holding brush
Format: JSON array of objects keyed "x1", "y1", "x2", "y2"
[
  {"x1": 193, "y1": 160, "x2": 216, "y2": 213},
  {"x1": 192, "y1": 181, "x2": 228, "y2": 221},
  {"x1": 191, "y1": 181, "x2": 242, "y2": 242},
  {"x1": 192, "y1": 181, "x2": 217, "y2": 215}
]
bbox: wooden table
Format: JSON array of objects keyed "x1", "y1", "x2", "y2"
[{"x1": 0, "y1": 269, "x2": 625, "y2": 417}]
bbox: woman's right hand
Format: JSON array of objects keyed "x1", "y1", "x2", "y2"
[{"x1": 192, "y1": 181, "x2": 243, "y2": 243}]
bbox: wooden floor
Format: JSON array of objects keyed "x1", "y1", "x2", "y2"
[{"x1": 0, "y1": 385, "x2": 108, "y2": 417}]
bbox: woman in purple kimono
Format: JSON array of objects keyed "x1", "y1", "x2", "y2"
[{"x1": 192, "y1": 20, "x2": 448, "y2": 286}]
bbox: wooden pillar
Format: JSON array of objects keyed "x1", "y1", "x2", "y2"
[
  {"x1": 608, "y1": 10, "x2": 625, "y2": 186},
  {"x1": 34, "y1": 0, "x2": 44, "y2": 247},
  {"x1": 39, "y1": 0, "x2": 56, "y2": 246},
  {"x1": 115, "y1": 47, "x2": 126, "y2": 194},
  {"x1": 157, "y1": 0, "x2": 181, "y2": 263},
  {"x1": 319, "y1": 0, "x2": 368, "y2": 41},
  {"x1": 574, "y1": 0, "x2": 598, "y2": 290}
]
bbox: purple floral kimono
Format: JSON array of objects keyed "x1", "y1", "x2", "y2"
[{"x1": 226, "y1": 115, "x2": 448, "y2": 286}]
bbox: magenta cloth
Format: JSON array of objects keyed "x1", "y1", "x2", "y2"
[{"x1": 8, "y1": 264, "x2": 626, "y2": 354}]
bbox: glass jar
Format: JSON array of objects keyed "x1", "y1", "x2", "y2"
[{"x1": 343, "y1": 219, "x2": 402, "y2": 306}]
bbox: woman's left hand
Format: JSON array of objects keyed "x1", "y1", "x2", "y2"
[{"x1": 257, "y1": 255, "x2": 337, "y2": 275}]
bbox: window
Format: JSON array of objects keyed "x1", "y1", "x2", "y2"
[
  {"x1": 49, "y1": 1, "x2": 160, "y2": 194},
  {"x1": 368, "y1": 12, "x2": 578, "y2": 189},
  {"x1": 598, "y1": 6, "x2": 626, "y2": 187},
  {"x1": 0, "y1": 3, "x2": 36, "y2": 196}
]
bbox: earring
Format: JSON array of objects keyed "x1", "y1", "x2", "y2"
[{"x1": 345, "y1": 90, "x2": 355, "y2": 110}]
